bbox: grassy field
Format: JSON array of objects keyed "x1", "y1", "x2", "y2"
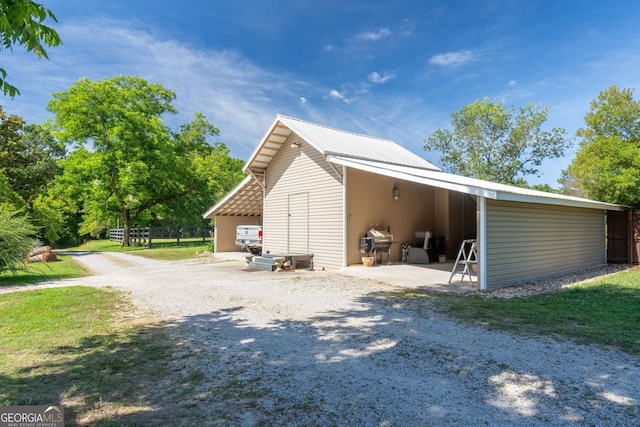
[
  {"x1": 0, "y1": 254, "x2": 92, "y2": 286},
  {"x1": 395, "y1": 267, "x2": 640, "y2": 354},
  {"x1": 72, "y1": 239, "x2": 211, "y2": 261},
  {"x1": 0, "y1": 286, "x2": 173, "y2": 425}
]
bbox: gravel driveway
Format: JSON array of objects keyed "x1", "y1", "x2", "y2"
[{"x1": 12, "y1": 251, "x2": 640, "y2": 426}]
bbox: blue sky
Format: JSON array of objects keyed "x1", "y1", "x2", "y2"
[{"x1": 4, "y1": 1, "x2": 640, "y2": 186}]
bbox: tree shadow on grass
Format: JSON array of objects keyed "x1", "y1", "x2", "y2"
[
  {"x1": 0, "y1": 323, "x2": 177, "y2": 426},
  {"x1": 1, "y1": 290, "x2": 639, "y2": 426}
]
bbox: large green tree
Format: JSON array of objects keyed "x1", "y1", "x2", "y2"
[
  {"x1": 46, "y1": 76, "x2": 243, "y2": 245},
  {"x1": 425, "y1": 97, "x2": 571, "y2": 185},
  {"x1": 0, "y1": 106, "x2": 64, "y2": 205},
  {"x1": 566, "y1": 86, "x2": 640, "y2": 206},
  {"x1": 162, "y1": 112, "x2": 244, "y2": 224},
  {"x1": 0, "y1": 106, "x2": 64, "y2": 244},
  {"x1": 0, "y1": 0, "x2": 62, "y2": 96}
]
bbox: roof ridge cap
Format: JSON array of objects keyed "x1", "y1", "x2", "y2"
[{"x1": 276, "y1": 114, "x2": 395, "y2": 143}]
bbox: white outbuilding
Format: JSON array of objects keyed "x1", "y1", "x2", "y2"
[{"x1": 204, "y1": 115, "x2": 623, "y2": 290}]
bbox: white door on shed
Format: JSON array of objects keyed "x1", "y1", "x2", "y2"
[{"x1": 288, "y1": 192, "x2": 309, "y2": 253}]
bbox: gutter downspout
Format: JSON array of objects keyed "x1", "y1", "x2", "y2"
[
  {"x1": 343, "y1": 167, "x2": 348, "y2": 268},
  {"x1": 478, "y1": 196, "x2": 487, "y2": 290}
]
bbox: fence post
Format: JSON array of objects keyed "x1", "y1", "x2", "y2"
[
  {"x1": 177, "y1": 227, "x2": 181, "y2": 246},
  {"x1": 148, "y1": 227, "x2": 153, "y2": 248}
]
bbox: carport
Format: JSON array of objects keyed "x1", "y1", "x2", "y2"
[
  {"x1": 203, "y1": 175, "x2": 263, "y2": 253},
  {"x1": 330, "y1": 156, "x2": 623, "y2": 290}
]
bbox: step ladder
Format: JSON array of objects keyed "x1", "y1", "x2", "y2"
[{"x1": 449, "y1": 239, "x2": 478, "y2": 283}]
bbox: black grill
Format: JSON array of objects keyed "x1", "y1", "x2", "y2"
[
  {"x1": 360, "y1": 228, "x2": 394, "y2": 264},
  {"x1": 360, "y1": 236, "x2": 374, "y2": 254}
]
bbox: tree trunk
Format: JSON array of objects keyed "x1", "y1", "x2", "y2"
[
  {"x1": 122, "y1": 208, "x2": 131, "y2": 247},
  {"x1": 634, "y1": 209, "x2": 640, "y2": 264}
]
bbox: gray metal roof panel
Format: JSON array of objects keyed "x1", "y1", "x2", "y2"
[
  {"x1": 244, "y1": 115, "x2": 440, "y2": 172},
  {"x1": 277, "y1": 115, "x2": 440, "y2": 170}
]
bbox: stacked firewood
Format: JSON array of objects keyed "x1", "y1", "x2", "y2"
[{"x1": 26, "y1": 246, "x2": 58, "y2": 263}]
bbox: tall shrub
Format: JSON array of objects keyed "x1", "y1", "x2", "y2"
[{"x1": 0, "y1": 210, "x2": 37, "y2": 272}]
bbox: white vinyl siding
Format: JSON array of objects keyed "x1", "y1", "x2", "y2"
[
  {"x1": 263, "y1": 134, "x2": 344, "y2": 269},
  {"x1": 485, "y1": 199, "x2": 606, "y2": 289},
  {"x1": 288, "y1": 192, "x2": 309, "y2": 252}
]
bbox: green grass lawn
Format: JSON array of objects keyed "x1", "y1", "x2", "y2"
[
  {"x1": 398, "y1": 267, "x2": 640, "y2": 353},
  {"x1": 72, "y1": 239, "x2": 211, "y2": 261},
  {"x1": 0, "y1": 286, "x2": 172, "y2": 425},
  {"x1": 0, "y1": 254, "x2": 92, "y2": 286}
]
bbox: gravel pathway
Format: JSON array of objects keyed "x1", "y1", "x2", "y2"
[{"x1": 11, "y1": 252, "x2": 640, "y2": 426}]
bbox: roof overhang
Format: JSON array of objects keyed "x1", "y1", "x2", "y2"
[
  {"x1": 202, "y1": 175, "x2": 263, "y2": 218},
  {"x1": 328, "y1": 155, "x2": 625, "y2": 211},
  {"x1": 244, "y1": 118, "x2": 292, "y2": 175}
]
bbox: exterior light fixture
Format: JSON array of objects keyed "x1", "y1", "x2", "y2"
[
  {"x1": 393, "y1": 185, "x2": 399, "y2": 200},
  {"x1": 291, "y1": 142, "x2": 300, "y2": 148}
]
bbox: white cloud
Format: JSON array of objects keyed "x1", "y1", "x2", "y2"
[
  {"x1": 299, "y1": 97, "x2": 307, "y2": 104},
  {"x1": 327, "y1": 89, "x2": 351, "y2": 104},
  {"x1": 368, "y1": 71, "x2": 396, "y2": 84},
  {"x1": 2, "y1": 18, "x2": 313, "y2": 159},
  {"x1": 356, "y1": 28, "x2": 392, "y2": 41},
  {"x1": 329, "y1": 89, "x2": 344, "y2": 99},
  {"x1": 428, "y1": 50, "x2": 478, "y2": 66}
]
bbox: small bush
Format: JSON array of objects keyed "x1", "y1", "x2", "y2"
[{"x1": 0, "y1": 210, "x2": 37, "y2": 273}]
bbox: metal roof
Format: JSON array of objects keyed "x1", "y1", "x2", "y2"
[
  {"x1": 203, "y1": 116, "x2": 624, "y2": 219},
  {"x1": 244, "y1": 115, "x2": 440, "y2": 173},
  {"x1": 328, "y1": 156, "x2": 625, "y2": 211}
]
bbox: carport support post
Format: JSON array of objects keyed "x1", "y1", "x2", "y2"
[{"x1": 478, "y1": 196, "x2": 487, "y2": 290}]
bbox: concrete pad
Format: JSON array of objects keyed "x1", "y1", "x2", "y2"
[
  {"x1": 338, "y1": 261, "x2": 478, "y2": 294},
  {"x1": 214, "y1": 251, "x2": 478, "y2": 294}
]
